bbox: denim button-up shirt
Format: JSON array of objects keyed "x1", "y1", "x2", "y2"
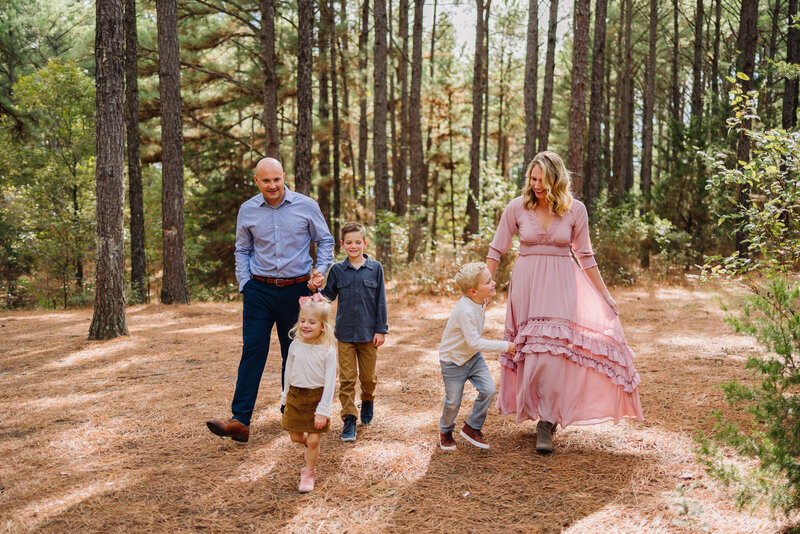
[
  {"x1": 234, "y1": 189, "x2": 335, "y2": 292},
  {"x1": 321, "y1": 255, "x2": 388, "y2": 343}
]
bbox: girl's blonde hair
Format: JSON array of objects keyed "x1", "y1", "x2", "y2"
[
  {"x1": 522, "y1": 151, "x2": 573, "y2": 215},
  {"x1": 289, "y1": 296, "x2": 336, "y2": 348}
]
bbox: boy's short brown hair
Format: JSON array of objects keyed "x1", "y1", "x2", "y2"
[
  {"x1": 340, "y1": 221, "x2": 367, "y2": 241},
  {"x1": 455, "y1": 262, "x2": 487, "y2": 295}
]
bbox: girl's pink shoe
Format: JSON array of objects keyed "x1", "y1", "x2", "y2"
[{"x1": 298, "y1": 468, "x2": 316, "y2": 493}]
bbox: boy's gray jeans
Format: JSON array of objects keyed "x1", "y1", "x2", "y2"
[{"x1": 439, "y1": 353, "x2": 497, "y2": 433}]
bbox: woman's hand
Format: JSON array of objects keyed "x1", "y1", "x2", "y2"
[
  {"x1": 314, "y1": 415, "x2": 327, "y2": 429},
  {"x1": 604, "y1": 294, "x2": 619, "y2": 315}
]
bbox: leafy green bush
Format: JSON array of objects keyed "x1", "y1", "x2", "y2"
[
  {"x1": 590, "y1": 194, "x2": 693, "y2": 285},
  {"x1": 698, "y1": 80, "x2": 800, "y2": 520}
]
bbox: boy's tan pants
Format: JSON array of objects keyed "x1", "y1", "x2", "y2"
[{"x1": 337, "y1": 341, "x2": 377, "y2": 420}]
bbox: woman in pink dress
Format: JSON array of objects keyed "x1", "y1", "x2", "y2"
[{"x1": 486, "y1": 151, "x2": 643, "y2": 454}]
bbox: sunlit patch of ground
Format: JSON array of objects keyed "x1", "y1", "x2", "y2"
[{"x1": 0, "y1": 279, "x2": 798, "y2": 532}]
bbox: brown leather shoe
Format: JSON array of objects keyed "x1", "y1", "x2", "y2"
[
  {"x1": 459, "y1": 422, "x2": 490, "y2": 449},
  {"x1": 206, "y1": 418, "x2": 249, "y2": 442}
]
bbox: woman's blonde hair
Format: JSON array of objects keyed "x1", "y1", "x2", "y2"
[
  {"x1": 289, "y1": 296, "x2": 336, "y2": 348},
  {"x1": 522, "y1": 151, "x2": 573, "y2": 215}
]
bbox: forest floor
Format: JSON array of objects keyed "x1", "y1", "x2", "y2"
[{"x1": 1, "y1": 280, "x2": 798, "y2": 533}]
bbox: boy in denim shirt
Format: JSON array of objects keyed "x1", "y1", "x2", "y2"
[{"x1": 321, "y1": 222, "x2": 388, "y2": 441}]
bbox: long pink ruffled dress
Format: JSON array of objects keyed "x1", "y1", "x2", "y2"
[{"x1": 488, "y1": 196, "x2": 643, "y2": 427}]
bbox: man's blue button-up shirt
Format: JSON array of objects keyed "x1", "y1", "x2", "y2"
[
  {"x1": 234, "y1": 188, "x2": 335, "y2": 292},
  {"x1": 321, "y1": 255, "x2": 388, "y2": 343}
]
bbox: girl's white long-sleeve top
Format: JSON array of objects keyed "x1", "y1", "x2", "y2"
[
  {"x1": 438, "y1": 296, "x2": 509, "y2": 365},
  {"x1": 280, "y1": 340, "x2": 338, "y2": 418}
]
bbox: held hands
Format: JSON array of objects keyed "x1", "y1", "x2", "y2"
[
  {"x1": 507, "y1": 341, "x2": 517, "y2": 355},
  {"x1": 314, "y1": 414, "x2": 327, "y2": 429},
  {"x1": 307, "y1": 269, "x2": 325, "y2": 291},
  {"x1": 373, "y1": 333, "x2": 385, "y2": 348}
]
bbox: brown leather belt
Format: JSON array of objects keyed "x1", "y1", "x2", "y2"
[{"x1": 251, "y1": 274, "x2": 311, "y2": 287}]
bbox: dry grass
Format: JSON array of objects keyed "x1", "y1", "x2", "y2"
[{"x1": 0, "y1": 281, "x2": 797, "y2": 533}]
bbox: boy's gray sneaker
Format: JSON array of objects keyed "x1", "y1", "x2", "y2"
[
  {"x1": 360, "y1": 400, "x2": 374, "y2": 425},
  {"x1": 341, "y1": 415, "x2": 357, "y2": 442}
]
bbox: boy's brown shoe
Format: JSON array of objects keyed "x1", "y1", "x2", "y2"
[
  {"x1": 206, "y1": 418, "x2": 250, "y2": 443},
  {"x1": 439, "y1": 431, "x2": 457, "y2": 450},
  {"x1": 459, "y1": 423, "x2": 490, "y2": 449}
]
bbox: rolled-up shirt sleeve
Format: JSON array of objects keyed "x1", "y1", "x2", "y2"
[
  {"x1": 487, "y1": 200, "x2": 518, "y2": 262},
  {"x1": 234, "y1": 206, "x2": 254, "y2": 292},
  {"x1": 308, "y1": 202, "x2": 335, "y2": 274},
  {"x1": 374, "y1": 264, "x2": 388, "y2": 335},
  {"x1": 571, "y1": 201, "x2": 598, "y2": 270}
]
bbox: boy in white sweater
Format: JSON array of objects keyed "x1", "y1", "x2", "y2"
[{"x1": 438, "y1": 262, "x2": 516, "y2": 450}]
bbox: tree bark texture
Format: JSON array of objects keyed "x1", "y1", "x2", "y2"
[
  {"x1": 156, "y1": 0, "x2": 189, "y2": 305},
  {"x1": 358, "y1": 0, "x2": 369, "y2": 202},
  {"x1": 567, "y1": 0, "x2": 590, "y2": 197},
  {"x1": 124, "y1": 0, "x2": 147, "y2": 304},
  {"x1": 712, "y1": 0, "x2": 720, "y2": 96},
  {"x1": 318, "y1": 14, "x2": 331, "y2": 226},
  {"x1": 328, "y1": 0, "x2": 341, "y2": 251},
  {"x1": 612, "y1": 0, "x2": 634, "y2": 198},
  {"x1": 374, "y1": 0, "x2": 391, "y2": 270},
  {"x1": 395, "y1": 0, "x2": 409, "y2": 216},
  {"x1": 690, "y1": 0, "x2": 704, "y2": 122},
  {"x1": 735, "y1": 0, "x2": 759, "y2": 256},
  {"x1": 407, "y1": 0, "x2": 425, "y2": 262},
  {"x1": 641, "y1": 0, "x2": 656, "y2": 205},
  {"x1": 260, "y1": 0, "x2": 279, "y2": 158},
  {"x1": 465, "y1": 0, "x2": 485, "y2": 239},
  {"x1": 295, "y1": 0, "x2": 314, "y2": 195},
  {"x1": 523, "y1": 0, "x2": 538, "y2": 164},
  {"x1": 538, "y1": 0, "x2": 558, "y2": 152},
  {"x1": 585, "y1": 0, "x2": 607, "y2": 212},
  {"x1": 784, "y1": 0, "x2": 800, "y2": 129},
  {"x1": 91, "y1": 0, "x2": 129, "y2": 339}
]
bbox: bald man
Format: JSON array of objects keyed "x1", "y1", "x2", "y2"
[{"x1": 206, "y1": 158, "x2": 335, "y2": 443}]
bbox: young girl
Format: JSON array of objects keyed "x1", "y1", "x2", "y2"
[{"x1": 280, "y1": 293, "x2": 337, "y2": 493}]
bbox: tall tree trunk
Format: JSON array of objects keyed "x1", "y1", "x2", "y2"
[
  {"x1": 538, "y1": 0, "x2": 558, "y2": 152},
  {"x1": 735, "y1": 0, "x2": 759, "y2": 256},
  {"x1": 425, "y1": 0, "x2": 438, "y2": 160},
  {"x1": 328, "y1": 0, "x2": 341, "y2": 251},
  {"x1": 711, "y1": 0, "x2": 720, "y2": 96},
  {"x1": 338, "y1": 0, "x2": 356, "y2": 175},
  {"x1": 761, "y1": 0, "x2": 781, "y2": 126},
  {"x1": 496, "y1": 49, "x2": 506, "y2": 173},
  {"x1": 319, "y1": 11, "x2": 332, "y2": 227},
  {"x1": 524, "y1": 0, "x2": 539, "y2": 163},
  {"x1": 358, "y1": 0, "x2": 368, "y2": 203},
  {"x1": 408, "y1": 0, "x2": 425, "y2": 262},
  {"x1": 465, "y1": 0, "x2": 485, "y2": 239},
  {"x1": 374, "y1": 0, "x2": 391, "y2": 272},
  {"x1": 430, "y1": 168, "x2": 440, "y2": 254},
  {"x1": 482, "y1": 3, "x2": 491, "y2": 165},
  {"x1": 91, "y1": 0, "x2": 128, "y2": 339},
  {"x1": 568, "y1": 0, "x2": 591, "y2": 197},
  {"x1": 295, "y1": 0, "x2": 314, "y2": 195},
  {"x1": 156, "y1": 0, "x2": 189, "y2": 305},
  {"x1": 622, "y1": 0, "x2": 634, "y2": 192},
  {"x1": 260, "y1": 0, "x2": 279, "y2": 158},
  {"x1": 690, "y1": 0, "x2": 704, "y2": 123},
  {"x1": 390, "y1": 0, "x2": 398, "y2": 213},
  {"x1": 394, "y1": 0, "x2": 409, "y2": 216},
  {"x1": 585, "y1": 0, "x2": 607, "y2": 213},
  {"x1": 640, "y1": 0, "x2": 657, "y2": 268},
  {"x1": 671, "y1": 0, "x2": 681, "y2": 128},
  {"x1": 784, "y1": 0, "x2": 800, "y2": 129},
  {"x1": 124, "y1": 0, "x2": 147, "y2": 304},
  {"x1": 448, "y1": 89, "x2": 456, "y2": 249}
]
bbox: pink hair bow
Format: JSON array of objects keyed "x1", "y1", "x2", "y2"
[{"x1": 299, "y1": 292, "x2": 325, "y2": 306}]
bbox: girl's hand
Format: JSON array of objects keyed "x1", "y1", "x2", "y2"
[
  {"x1": 314, "y1": 415, "x2": 327, "y2": 429},
  {"x1": 605, "y1": 294, "x2": 619, "y2": 315},
  {"x1": 373, "y1": 333, "x2": 385, "y2": 347}
]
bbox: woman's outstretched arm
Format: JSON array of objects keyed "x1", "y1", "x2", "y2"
[{"x1": 583, "y1": 266, "x2": 618, "y2": 314}]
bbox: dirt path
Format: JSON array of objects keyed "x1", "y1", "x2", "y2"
[{"x1": 0, "y1": 283, "x2": 795, "y2": 533}]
